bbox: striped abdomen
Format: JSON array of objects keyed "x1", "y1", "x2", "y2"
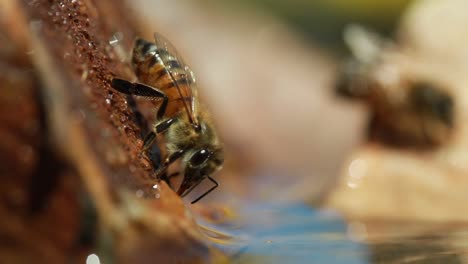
[{"x1": 132, "y1": 38, "x2": 193, "y2": 119}]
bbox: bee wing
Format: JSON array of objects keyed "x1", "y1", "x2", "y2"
[
  {"x1": 183, "y1": 64, "x2": 199, "y2": 118},
  {"x1": 343, "y1": 24, "x2": 388, "y2": 64},
  {"x1": 153, "y1": 32, "x2": 199, "y2": 126}
]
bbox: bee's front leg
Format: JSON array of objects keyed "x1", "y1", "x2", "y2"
[
  {"x1": 142, "y1": 118, "x2": 176, "y2": 151},
  {"x1": 155, "y1": 149, "x2": 185, "y2": 178},
  {"x1": 142, "y1": 132, "x2": 157, "y2": 151}
]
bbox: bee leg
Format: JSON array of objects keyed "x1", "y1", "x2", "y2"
[
  {"x1": 142, "y1": 117, "x2": 176, "y2": 152},
  {"x1": 111, "y1": 79, "x2": 170, "y2": 152},
  {"x1": 156, "y1": 95, "x2": 169, "y2": 120},
  {"x1": 111, "y1": 78, "x2": 169, "y2": 119},
  {"x1": 125, "y1": 94, "x2": 148, "y2": 138},
  {"x1": 142, "y1": 131, "x2": 157, "y2": 151},
  {"x1": 155, "y1": 118, "x2": 176, "y2": 133},
  {"x1": 111, "y1": 78, "x2": 166, "y2": 98},
  {"x1": 155, "y1": 149, "x2": 185, "y2": 178},
  {"x1": 190, "y1": 176, "x2": 219, "y2": 204}
]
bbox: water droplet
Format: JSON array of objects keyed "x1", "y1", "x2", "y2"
[
  {"x1": 346, "y1": 159, "x2": 367, "y2": 189},
  {"x1": 348, "y1": 158, "x2": 367, "y2": 180},
  {"x1": 86, "y1": 253, "x2": 101, "y2": 264},
  {"x1": 153, "y1": 184, "x2": 161, "y2": 199},
  {"x1": 135, "y1": 184, "x2": 161, "y2": 199},
  {"x1": 109, "y1": 32, "x2": 123, "y2": 46},
  {"x1": 105, "y1": 93, "x2": 113, "y2": 105}
]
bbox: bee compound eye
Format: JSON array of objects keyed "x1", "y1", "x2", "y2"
[
  {"x1": 433, "y1": 94, "x2": 454, "y2": 126},
  {"x1": 190, "y1": 149, "x2": 211, "y2": 167}
]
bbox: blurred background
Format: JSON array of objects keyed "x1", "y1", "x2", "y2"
[
  {"x1": 204, "y1": 0, "x2": 409, "y2": 50},
  {"x1": 2, "y1": 0, "x2": 468, "y2": 263}
]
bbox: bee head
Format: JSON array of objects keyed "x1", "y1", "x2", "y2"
[
  {"x1": 410, "y1": 82, "x2": 454, "y2": 127},
  {"x1": 177, "y1": 147, "x2": 224, "y2": 197}
]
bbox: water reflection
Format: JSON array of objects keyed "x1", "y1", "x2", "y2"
[
  {"x1": 196, "y1": 202, "x2": 368, "y2": 264},
  {"x1": 195, "y1": 201, "x2": 468, "y2": 263}
]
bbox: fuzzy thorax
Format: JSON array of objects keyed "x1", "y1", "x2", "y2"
[{"x1": 163, "y1": 106, "x2": 223, "y2": 171}]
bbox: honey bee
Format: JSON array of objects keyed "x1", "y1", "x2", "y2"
[
  {"x1": 112, "y1": 33, "x2": 224, "y2": 203},
  {"x1": 336, "y1": 25, "x2": 454, "y2": 147}
]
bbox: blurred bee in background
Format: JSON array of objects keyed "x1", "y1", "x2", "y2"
[
  {"x1": 335, "y1": 25, "x2": 454, "y2": 147},
  {"x1": 112, "y1": 33, "x2": 224, "y2": 203}
]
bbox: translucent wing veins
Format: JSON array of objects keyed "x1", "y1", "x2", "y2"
[{"x1": 153, "y1": 33, "x2": 199, "y2": 127}]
